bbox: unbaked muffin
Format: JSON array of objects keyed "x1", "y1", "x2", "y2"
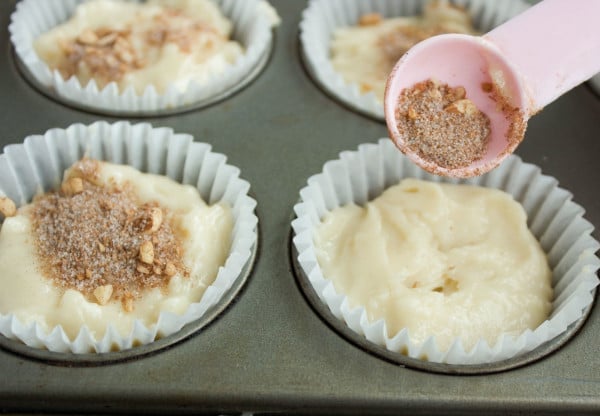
[
  {"x1": 10, "y1": 0, "x2": 277, "y2": 114},
  {"x1": 292, "y1": 139, "x2": 599, "y2": 365},
  {"x1": 0, "y1": 121, "x2": 258, "y2": 354}
]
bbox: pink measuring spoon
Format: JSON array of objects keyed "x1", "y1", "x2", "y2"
[{"x1": 384, "y1": 0, "x2": 600, "y2": 178}]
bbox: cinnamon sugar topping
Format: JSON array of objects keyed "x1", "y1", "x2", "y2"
[
  {"x1": 59, "y1": 27, "x2": 144, "y2": 86},
  {"x1": 395, "y1": 80, "x2": 491, "y2": 170},
  {"x1": 147, "y1": 11, "x2": 221, "y2": 54},
  {"x1": 376, "y1": 1, "x2": 476, "y2": 68},
  {"x1": 56, "y1": 9, "x2": 223, "y2": 87},
  {"x1": 378, "y1": 24, "x2": 454, "y2": 67},
  {"x1": 30, "y1": 159, "x2": 187, "y2": 309}
]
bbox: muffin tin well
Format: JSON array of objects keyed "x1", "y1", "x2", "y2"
[{"x1": 1, "y1": 0, "x2": 599, "y2": 414}]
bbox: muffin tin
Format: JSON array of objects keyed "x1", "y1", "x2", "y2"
[{"x1": 1, "y1": 0, "x2": 599, "y2": 414}]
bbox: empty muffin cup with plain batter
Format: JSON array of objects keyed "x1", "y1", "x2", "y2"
[{"x1": 292, "y1": 139, "x2": 599, "y2": 368}]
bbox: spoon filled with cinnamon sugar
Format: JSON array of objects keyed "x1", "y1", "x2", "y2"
[{"x1": 384, "y1": 0, "x2": 600, "y2": 177}]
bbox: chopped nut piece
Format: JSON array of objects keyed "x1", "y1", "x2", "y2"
[
  {"x1": 154, "y1": 266, "x2": 163, "y2": 275},
  {"x1": 428, "y1": 88, "x2": 442, "y2": 100},
  {"x1": 104, "y1": 54, "x2": 119, "y2": 68},
  {"x1": 98, "y1": 242, "x2": 106, "y2": 253},
  {"x1": 94, "y1": 284, "x2": 113, "y2": 305},
  {"x1": 407, "y1": 106, "x2": 418, "y2": 120},
  {"x1": 85, "y1": 269, "x2": 93, "y2": 279},
  {"x1": 78, "y1": 29, "x2": 98, "y2": 45},
  {"x1": 360, "y1": 82, "x2": 373, "y2": 93},
  {"x1": 137, "y1": 264, "x2": 151, "y2": 274},
  {"x1": 454, "y1": 86, "x2": 466, "y2": 100},
  {"x1": 146, "y1": 207, "x2": 163, "y2": 233},
  {"x1": 413, "y1": 82, "x2": 427, "y2": 94},
  {"x1": 58, "y1": 38, "x2": 71, "y2": 52},
  {"x1": 118, "y1": 49, "x2": 134, "y2": 64},
  {"x1": 0, "y1": 197, "x2": 16, "y2": 217},
  {"x1": 123, "y1": 297, "x2": 134, "y2": 313},
  {"x1": 96, "y1": 32, "x2": 119, "y2": 46},
  {"x1": 61, "y1": 177, "x2": 84, "y2": 195},
  {"x1": 444, "y1": 99, "x2": 479, "y2": 116},
  {"x1": 139, "y1": 241, "x2": 154, "y2": 264},
  {"x1": 359, "y1": 13, "x2": 382, "y2": 26},
  {"x1": 164, "y1": 262, "x2": 177, "y2": 277},
  {"x1": 69, "y1": 159, "x2": 101, "y2": 184},
  {"x1": 95, "y1": 27, "x2": 114, "y2": 38}
]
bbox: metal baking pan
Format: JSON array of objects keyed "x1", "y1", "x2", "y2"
[{"x1": 1, "y1": 0, "x2": 599, "y2": 414}]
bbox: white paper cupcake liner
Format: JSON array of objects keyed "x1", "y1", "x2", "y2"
[
  {"x1": 300, "y1": 0, "x2": 530, "y2": 120},
  {"x1": 292, "y1": 138, "x2": 600, "y2": 365},
  {"x1": 0, "y1": 121, "x2": 258, "y2": 354},
  {"x1": 9, "y1": 0, "x2": 277, "y2": 115}
]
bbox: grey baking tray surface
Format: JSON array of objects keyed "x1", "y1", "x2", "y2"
[{"x1": 0, "y1": 0, "x2": 599, "y2": 414}]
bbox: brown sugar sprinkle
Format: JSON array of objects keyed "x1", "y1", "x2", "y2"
[
  {"x1": 373, "y1": 1, "x2": 476, "y2": 74},
  {"x1": 395, "y1": 79, "x2": 490, "y2": 170},
  {"x1": 377, "y1": 2, "x2": 476, "y2": 69},
  {"x1": 378, "y1": 25, "x2": 449, "y2": 67},
  {"x1": 57, "y1": 9, "x2": 221, "y2": 86},
  {"x1": 30, "y1": 159, "x2": 188, "y2": 309},
  {"x1": 58, "y1": 27, "x2": 143, "y2": 86},
  {"x1": 148, "y1": 10, "x2": 222, "y2": 54}
]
